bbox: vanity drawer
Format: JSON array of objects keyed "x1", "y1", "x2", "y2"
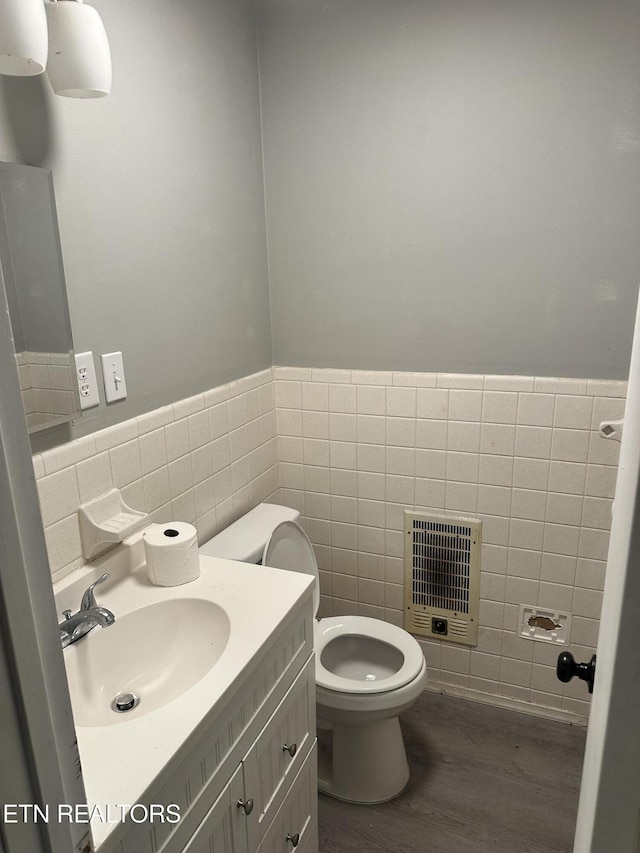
[
  {"x1": 243, "y1": 656, "x2": 316, "y2": 850},
  {"x1": 259, "y1": 745, "x2": 318, "y2": 853}
]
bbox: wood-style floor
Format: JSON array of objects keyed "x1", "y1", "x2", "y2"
[{"x1": 318, "y1": 691, "x2": 587, "y2": 853}]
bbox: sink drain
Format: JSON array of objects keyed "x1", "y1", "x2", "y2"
[{"x1": 111, "y1": 692, "x2": 140, "y2": 713}]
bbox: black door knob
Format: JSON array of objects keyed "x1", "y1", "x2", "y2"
[{"x1": 556, "y1": 651, "x2": 596, "y2": 694}]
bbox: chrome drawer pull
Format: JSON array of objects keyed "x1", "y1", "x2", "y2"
[
  {"x1": 237, "y1": 798, "x2": 254, "y2": 816},
  {"x1": 282, "y1": 743, "x2": 297, "y2": 758},
  {"x1": 286, "y1": 833, "x2": 300, "y2": 847}
]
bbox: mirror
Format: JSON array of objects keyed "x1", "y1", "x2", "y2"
[{"x1": 0, "y1": 162, "x2": 80, "y2": 434}]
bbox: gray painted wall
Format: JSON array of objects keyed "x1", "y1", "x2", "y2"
[
  {"x1": 0, "y1": 0, "x2": 272, "y2": 441},
  {"x1": 258, "y1": 0, "x2": 640, "y2": 379},
  {"x1": 1, "y1": 0, "x2": 638, "y2": 451}
]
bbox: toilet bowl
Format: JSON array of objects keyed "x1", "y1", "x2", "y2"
[{"x1": 200, "y1": 503, "x2": 428, "y2": 804}]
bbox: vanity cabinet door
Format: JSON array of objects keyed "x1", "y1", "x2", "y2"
[
  {"x1": 183, "y1": 765, "x2": 249, "y2": 853},
  {"x1": 242, "y1": 657, "x2": 316, "y2": 849},
  {"x1": 259, "y1": 744, "x2": 318, "y2": 853}
]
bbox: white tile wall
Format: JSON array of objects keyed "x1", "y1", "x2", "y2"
[
  {"x1": 34, "y1": 369, "x2": 277, "y2": 582},
  {"x1": 32, "y1": 365, "x2": 626, "y2": 723},
  {"x1": 273, "y1": 367, "x2": 627, "y2": 722},
  {"x1": 17, "y1": 351, "x2": 77, "y2": 431}
]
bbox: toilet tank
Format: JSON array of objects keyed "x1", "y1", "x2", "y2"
[{"x1": 199, "y1": 503, "x2": 300, "y2": 563}]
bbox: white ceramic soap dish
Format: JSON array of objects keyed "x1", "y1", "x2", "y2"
[{"x1": 78, "y1": 488, "x2": 149, "y2": 560}]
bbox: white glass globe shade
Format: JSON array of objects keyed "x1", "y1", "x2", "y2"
[
  {"x1": 0, "y1": 0, "x2": 48, "y2": 76},
  {"x1": 46, "y1": 1, "x2": 112, "y2": 98}
]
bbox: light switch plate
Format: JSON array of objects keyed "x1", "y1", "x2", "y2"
[
  {"x1": 74, "y1": 351, "x2": 100, "y2": 410},
  {"x1": 101, "y1": 351, "x2": 127, "y2": 403}
]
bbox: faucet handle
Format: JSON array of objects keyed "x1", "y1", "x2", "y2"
[
  {"x1": 80, "y1": 572, "x2": 110, "y2": 611},
  {"x1": 62, "y1": 609, "x2": 72, "y2": 621}
]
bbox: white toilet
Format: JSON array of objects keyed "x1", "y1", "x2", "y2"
[{"x1": 200, "y1": 503, "x2": 428, "y2": 804}]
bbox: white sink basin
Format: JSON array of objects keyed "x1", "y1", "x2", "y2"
[{"x1": 63, "y1": 598, "x2": 230, "y2": 727}]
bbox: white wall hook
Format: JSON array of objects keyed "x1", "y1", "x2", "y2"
[{"x1": 599, "y1": 419, "x2": 624, "y2": 442}]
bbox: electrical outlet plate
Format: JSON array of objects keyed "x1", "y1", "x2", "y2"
[
  {"x1": 74, "y1": 351, "x2": 100, "y2": 410},
  {"x1": 101, "y1": 351, "x2": 127, "y2": 403}
]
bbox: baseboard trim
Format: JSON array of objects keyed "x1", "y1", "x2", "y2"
[{"x1": 424, "y1": 681, "x2": 589, "y2": 727}]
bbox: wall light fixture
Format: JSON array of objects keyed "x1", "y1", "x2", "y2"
[
  {"x1": 45, "y1": 0, "x2": 112, "y2": 98},
  {"x1": 0, "y1": 0, "x2": 49, "y2": 77},
  {"x1": 0, "y1": 0, "x2": 111, "y2": 98}
]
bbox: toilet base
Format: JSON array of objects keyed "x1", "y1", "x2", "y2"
[{"x1": 317, "y1": 715, "x2": 410, "y2": 804}]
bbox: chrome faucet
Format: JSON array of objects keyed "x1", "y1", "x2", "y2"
[{"x1": 59, "y1": 573, "x2": 115, "y2": 648}]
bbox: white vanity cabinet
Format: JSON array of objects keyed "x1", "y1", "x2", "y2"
[
  {"x1": 242, "y1": 658, "x2": 317, "y2": 850},
  {"x1": 184, "y1": 663, "x2": 318, "y2": 853},
  {"x1": 106, "y1": 593, "x2": 318, "y2": 853},
  {"x1": 184, "y1": 746, "x2": 318, "y2": 853}
]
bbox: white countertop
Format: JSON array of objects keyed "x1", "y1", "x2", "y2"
[{"x1": 54, "y1": 534, "x2": 314, "y2": 850}]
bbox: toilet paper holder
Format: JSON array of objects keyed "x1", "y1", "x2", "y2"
[{"x1": 78, "y1": 488, "x2": 149, "y2": 559}]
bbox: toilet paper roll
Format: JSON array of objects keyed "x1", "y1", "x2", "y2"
[{"x1": 143, "y1": 522, "x2": 200, "y2": 587}]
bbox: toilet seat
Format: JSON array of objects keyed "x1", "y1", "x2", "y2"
[
  {"x1": 314, "y1": 616, "x2": 425, "y2": 695},
  {"x1": 263, "y1": 520, "x2": 425, "y2": 696}
]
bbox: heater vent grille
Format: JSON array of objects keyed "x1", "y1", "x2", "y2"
[{"x1": 404, "y1": 511, "x2": 481, "y2": 647}]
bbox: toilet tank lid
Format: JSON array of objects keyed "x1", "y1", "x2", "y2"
[{"x1": 199, "y1": 503, "x2": 301, "y2": 563}]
